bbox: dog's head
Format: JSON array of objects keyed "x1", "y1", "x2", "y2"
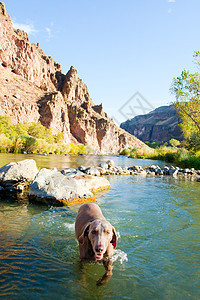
[{"x1": 78, "y1": 219, "x2": 117, "y2": 260}]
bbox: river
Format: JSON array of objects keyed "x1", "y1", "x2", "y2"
[{"x1": 0, "y1": 153, "x2": 200, "y2": 299}]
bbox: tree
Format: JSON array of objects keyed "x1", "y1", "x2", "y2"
[
  {"x1": 169, "y1": 138, "x2": 180, "y2": 148},
  {"x1": 171, "y1": 51, "x2": 200, "y2": 138}
]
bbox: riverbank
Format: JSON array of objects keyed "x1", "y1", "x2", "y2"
[{"x1": 119, "y1": 146, "x2": 200, "y2": 170}]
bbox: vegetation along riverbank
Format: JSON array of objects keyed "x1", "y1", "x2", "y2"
[{"x1": 0, "y1": 116, "x2": 90, "y2": 155}]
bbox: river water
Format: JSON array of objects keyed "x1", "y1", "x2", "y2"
[{"x1": 0, "y1": 154, "x2": 200, "y2": 299}]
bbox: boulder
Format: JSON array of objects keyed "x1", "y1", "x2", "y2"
[
  {"x1": 0, "y1": 159, "x2": 38, "y2": 188},
  {"x1": 172, "y1": 169, "x2": 179, "y2": 177},
  {"x1": 106, "y1": 160, "x2": 115, "y2": 168},
  {"x1": 74, "y1": 174, "x2": 110, "y2": 193},
  {"x1": 140, "y1": 170, "x2": 147, "y2": 176},
  {"x1": 163, "y1": 167, "x2": 169, "y2": 175},
  {"x1": 168, "y1": 166, "x2": 177, "y2": 175},
  {"x1": 62, "y1": 169, "x2": 85, "y2": 177},
  {"x1": 99, "y1": 162, "x2": 109, "y2": 169},
  {"x1": 78, "y1": 166, "x2": 87, "y2": 172},
  {"x1": 155, "y1": 167, "x2": 163, "y2": 175},
  {"x1": 129, "y1": 165, "x2": 141, "y2": 172},
  {"x1": 61, "y1": 168, "x2": 77, "y2": 175},
  {"x1": 84, "y1": 167, "x2": 100, "y2": 176},
  {"x1": 29, "y1": 168, "x2": 94, "y2": 205}
]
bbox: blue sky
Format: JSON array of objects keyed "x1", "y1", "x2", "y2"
[{"x1": 4, "y1": 0, "x2": 200, "y2": 124}]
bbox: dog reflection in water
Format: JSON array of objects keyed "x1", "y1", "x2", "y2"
[{"x1": 75, "y1": 203, "x2": 117, "y2": 285}]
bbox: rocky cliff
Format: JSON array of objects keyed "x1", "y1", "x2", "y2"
[
  {"x1": 0, "y1": 2, "x2": 151, "y2": 153},
  {"x1": 120, "y1": 105, "x2": 183, "y2": 144}
]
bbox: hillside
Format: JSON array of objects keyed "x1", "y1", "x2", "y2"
[
  {"x1": 0, "y1": 2, "x2": 152, "y2": 154},
  {"x1": 120, "y1": 105, "x2": 183, "y2": 144}
]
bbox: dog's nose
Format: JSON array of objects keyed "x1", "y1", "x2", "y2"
[{"x1": 95, "y1": 246, "x2": 103, "y2": 253}]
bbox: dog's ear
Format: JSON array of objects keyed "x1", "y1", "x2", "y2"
[
  {"x1": 78, "y1": 223, "x2": 91, "y2": 244},
  {"x1": 111, "y1": 227, "x2": 117, "y2": 248}
]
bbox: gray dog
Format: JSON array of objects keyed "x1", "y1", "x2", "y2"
[{"x1": 75, "y1": 203, "x2": 117, "y2": 284}]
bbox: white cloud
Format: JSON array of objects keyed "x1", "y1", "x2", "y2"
[
  {"x1": 45, "y1": 27, "x2": 52, "y2": 39},
  {"x1": 12, "y1": 21, "x2": 37, "y2": 35},
  {"x1": 168, "y1": 0, "x2": 176, "y2": 2}
]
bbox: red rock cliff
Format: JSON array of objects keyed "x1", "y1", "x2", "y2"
[{"x1": 0, "y1": 2, "x2": 152, "y2": 153}]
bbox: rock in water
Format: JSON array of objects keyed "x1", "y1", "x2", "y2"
[
  {"x1": 0, "y1": 159, "x2": 38, "y2": 188},
  {"x1": 29, "y1": 168, "x2": 94, "y2": 205}
]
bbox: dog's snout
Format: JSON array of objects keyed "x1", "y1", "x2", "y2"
[{"x1": 95, "y1": 245, "x2": 104, "y2": 253}]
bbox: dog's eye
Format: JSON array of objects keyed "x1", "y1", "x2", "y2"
[
  {"x1": 92, "y1": 230, "x2": 97, "y2": 234},
  {"x1": 104, "y1": 230, "x2": 110, "y2": 234}
]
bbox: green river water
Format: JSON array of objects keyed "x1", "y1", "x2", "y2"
[{"x1": 0, "y1": 153, "x2": 199, "y2": 299}]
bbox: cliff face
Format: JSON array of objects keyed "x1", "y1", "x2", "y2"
[
  {"x1": 0, "y1": 2, "x2": 151, "y2": 153},
  {"x1": 120, "y1": 105, "x2": 183, "y2": 144},
  {"x1": 0, "y1": 3, "x2": 63, "y2": 92}
]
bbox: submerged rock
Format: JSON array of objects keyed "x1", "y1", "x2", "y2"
[
  {"x1": 29, "y1": 168, "x2": 94, "y2": 205},
  {"x1": 0, "y1": 159, "x2": 38, "y2": 189}
]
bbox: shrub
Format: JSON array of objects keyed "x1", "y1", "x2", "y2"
[
  {"x1": 0, "y1": 134, "x2": 12, "y2": 152},
  {"x1": 169, "y1": 138, "x2": 181, "y2": 148},
  {"x1": 0, "y1": 116, "x2": 11, "y2": 135},
  {"x1": 119, "y1": 148, "x2": 130, "y2": 156},
  {"x1": 145, "y1": 141, "x2": 160, "y2": 148}
]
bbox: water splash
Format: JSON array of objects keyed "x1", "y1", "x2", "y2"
[{"x1": 112, "y1": 249, "x2": 128, "y2": 264}]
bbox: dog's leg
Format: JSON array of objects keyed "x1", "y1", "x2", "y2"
[{"x1": 96, "y1": 259, "x2": 113, "y2": 286}]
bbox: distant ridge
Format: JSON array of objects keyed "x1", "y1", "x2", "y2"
[{"x1": 120, "y1": 105, "x2": 183, "y2": 144}]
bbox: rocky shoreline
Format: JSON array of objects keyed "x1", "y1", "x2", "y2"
[{"x1": 0, "y1": 159, "x2": 199, "y2": 206}]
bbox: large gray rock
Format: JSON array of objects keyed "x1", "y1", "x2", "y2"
[
  {"x1": 0, "y1": 159, "x2": 38, "y2": 188},
  {"x1": 29, "y1": 168, "x2": 93, "y2": 204}
]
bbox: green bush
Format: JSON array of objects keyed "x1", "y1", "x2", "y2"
[
  {"x1": 145, "y1": 141, "x2": 160, "y2": 148},
  {"x1": 119, "y1": 148, "x2": 130, "y2": 156},
  {"x1": 169, "y1": 139, "x2": 180, "y2": 148}
]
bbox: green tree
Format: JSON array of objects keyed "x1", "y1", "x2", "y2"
[
  {"x1": 0, "y1": 116, "x2": 11, "y2": 135},
  {"x1": 187, "y1": 132, "x2": 200, "y2": 151},
  {"x1": 171, "y1": 51, "x2": 200, "y2": 138},
  {"x1": 28, "y1": 122, "x2": 54, "y2": 144},
  {"x1": 169, "y1": 138, "x2": 180, "y2": 148}
]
